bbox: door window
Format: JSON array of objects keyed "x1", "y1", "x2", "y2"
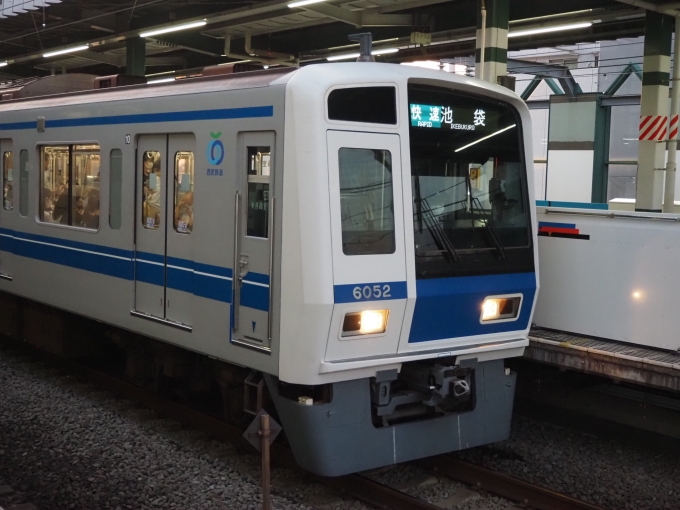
[
  {"x1": 3, "y1": 152, "x2": 12, "y2": 211},
  {"x1": 246, "y1": 146, "x2": 270, "y2": 238},
  {"x1": 338, "y1": 148, "x2": 395, "y2": 255},
  {"x1": 142, "y1": 151, "x2": 162, "y2": 230},
  {"x1": 173, "y1": 151, "x2": 194, "y2": 234}
]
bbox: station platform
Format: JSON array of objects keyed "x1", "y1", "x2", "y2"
[{"x1": 525, "y1": 328, "x2": 680, "y2": 393}]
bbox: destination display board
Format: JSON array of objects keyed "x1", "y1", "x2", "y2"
[{"x1": 409, "y1": 103, "x2": 499, "y2": 133}]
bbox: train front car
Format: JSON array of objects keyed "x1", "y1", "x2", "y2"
[{"x1": 272, "y1": 63, "x2": 538, "y2": 476}]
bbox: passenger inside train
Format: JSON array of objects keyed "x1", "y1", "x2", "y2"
[
  {"x1": 39, "y1": 144, "x2": 101, "y2": 229},
  {"x1": 142, "y1": 151, "x2": 161, "y2": 229},
  {"x1": 173, "y1": 151, "x2": 194, "y2": 234},
  {"x1": 2, "y1": 151, "x2": 11, "y2": 211}
]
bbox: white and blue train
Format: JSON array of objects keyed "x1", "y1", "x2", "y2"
[{"x1": 0, "y1": 63, "x2": 538, "y2": 476}]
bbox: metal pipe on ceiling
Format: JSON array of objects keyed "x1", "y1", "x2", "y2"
[{"x1": 223, "y1": 34, "x2": 298, "y2": 67}]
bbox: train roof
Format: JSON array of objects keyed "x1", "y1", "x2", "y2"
[{"x1": 0, "y1": 62, "x2": 523, "y2": 114}]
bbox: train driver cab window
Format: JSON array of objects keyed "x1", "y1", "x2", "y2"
[
  {"x1": 174, "y1": 151, "x2": 194, "y2": 234},
  {"x1": 247, "y1": 146, "x2": 271, "y2": 238},
  {"x1": 3, "y1": 152, "x2": 13, "y2": 211},
  {"x1": 338, "y1": 148, "x2": 395, "y2": 255},
  {"x1": 40, "y1": 145, "x2": 100, "y2": 230},
  {"x1": 142, "y1": 151, "x2": 162, "y2": 230}
]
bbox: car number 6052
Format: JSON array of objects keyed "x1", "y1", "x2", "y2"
[{"x1": 352, "y1": 284, "x2": 391, "y2": 300}]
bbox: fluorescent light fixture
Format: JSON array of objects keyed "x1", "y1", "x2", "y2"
[
  {"x1": 0, "y1": 62, "x2": 7, "y2": 68},
  {"x1": 147, "y1": 77, "x2": 176, "y2": 84},
  {"x1": 43, "y1": 45, "x2": 89, "y2": 58},
  {"x1": 145, "y1": 70, "x2": 176, "y2": 78},
  {"x1": 508, "y1": 22, "x2": 592, "y2": 38},
  {"x1": 140, "y1": 20, "x2": 207, "y2": 38},
  {"x1": 327, "y1": 52, "x2": 360, "y2": 61},
  {"x1": 327, "y1": 47, "x2": 398, "y2": 61},
  {"x1": 374, "y1": 47, "x2": 398, "y2": 55},
  {"x1": 288, "y1": 0, "x2": 326, "y2": 8},
  {"x1": 455, "y1": 124, "x2": 517, "y2": 153}
]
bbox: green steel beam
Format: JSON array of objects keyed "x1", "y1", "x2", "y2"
[
  {"x1": 545, "y1": 78, "x2": 564, "y2": 95},
  {"x1": 604, "y1": 62, "x2": 643, "y2": 96},
  {"x1": 520, "y1": 76, "x2": 542, "y2": 100}
]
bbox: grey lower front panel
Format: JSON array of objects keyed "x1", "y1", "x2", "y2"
[{"x1": 265, "y1": 359, "x2": 516, "y2": 476}]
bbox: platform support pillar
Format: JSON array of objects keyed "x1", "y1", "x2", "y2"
[
  {"x1": 126, "y1": 37, "x2": 146, "y2": 77},
  {"x1": 663, "y1": 16, "x2": 680, "y2": 213},
  {"x1": 637, "y1": 11, "x2": 673, "y2": 212},
  {"x1": 475, "y1": 0, "x2": 508, "y2": 85}
]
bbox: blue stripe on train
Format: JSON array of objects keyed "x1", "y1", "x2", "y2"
[
  {"x1": 0, "y1": 105, "x2": 274, "y2": 131},
  {"x1": 333, "y1": 281, "x2": 408, "y2": 303},
  {"x1": 1, "y1": 227, "x2": 134, "y2": 280},
  {"x1": 408, "y1": 272, "x2": 537, "y2": 343},
  {"x1": 241, "y1": 282, "x2": 269, "y2": 311},
  {"x1": 0, "y1": 228, "x2": 239, "y2": 304}
]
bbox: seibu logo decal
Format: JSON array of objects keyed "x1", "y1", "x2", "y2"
[
  {"x1": 639, "y1": 115, "x2": 669, "y2": 141},
  {"x1": 207, "y1": 131, "x2": 225, "y2": 165}
]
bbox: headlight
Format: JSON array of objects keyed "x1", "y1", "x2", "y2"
[
  {"x1": 481, "y1": 296, "x2": 521, "y2": 322},
  {"x1": 342, "y1": 310, "x2": 389, "y2": 336}
]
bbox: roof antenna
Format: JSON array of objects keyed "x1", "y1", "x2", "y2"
[{"x1": 348, "y1": 32, "x2": 375, "y2": 62}]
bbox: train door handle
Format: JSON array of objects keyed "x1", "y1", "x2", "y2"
[{"x1": 238, "y1": 254, "x2": 249, "y2": 285}]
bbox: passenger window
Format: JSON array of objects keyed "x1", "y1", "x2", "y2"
[
  {"x1": 338, "y1": 148, "x2": 395, "y2": 255},
  {"x1": 328, "y1": 87, "x2": 397, "y2": 124},
  {"x1": 142, "y1": 151, "x2": 161, "y2": 230},
  {"x1": 19, "y1": 150, "x2": 28, "y2": 217},
  {"x1": 109, "y1": 149, "x2": 122, "y2": 229},
  {"x1": 73, "y1": 145, "x2": 100, "y2": 230},
  {"x1": 40, "y1": 145, "x2": 100, "y2": 230},
  {"x1": 246, "y1": 146, "x2": 271, "y2": 238},
  {"x1": 174, "y1": 151, "x2": 194, "y2": 234},
  {"x1": 3, "y1": 151, "x2": 13, "y2": 211}
]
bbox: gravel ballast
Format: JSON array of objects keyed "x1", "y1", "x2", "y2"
[
  {"x1": 5, "y1": 339, "x2": 678, "y2": 510},
  {"x1": 457, "y1": 414, "x2": 680, "y2": 510},
  {"x1": 0, "y1": 346, "x2": 371, "y2": 510}
]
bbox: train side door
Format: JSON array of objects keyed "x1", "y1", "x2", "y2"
[
  {"x1": 165, "y1": 135, "x2": 195, "y2": 326},
  {"x1": 134, "y1": 134, "x2": 195, "y2": 329},
  {"x1": 232, "y1": 132, "x2": 275, "y2": 351},
  {"x1": 0, "y1": 140, "x2": 12, "y2": 280}
]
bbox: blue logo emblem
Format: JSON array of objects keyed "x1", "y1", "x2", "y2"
[{"x1": 207, "y1": 132, "x2": 224, "y2": 166}]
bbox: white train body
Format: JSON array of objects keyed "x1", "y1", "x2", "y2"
[{"x1": 0, "y1": 63, "x2": 538, "y2": 475}]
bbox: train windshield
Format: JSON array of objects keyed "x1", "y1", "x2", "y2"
[{"x1": 408, "y1": 84, "x2": 533, "y2": 278}]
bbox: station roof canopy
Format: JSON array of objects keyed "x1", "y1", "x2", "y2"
[{"x1": 0, "y1": 0, "x2": 675, "y2": 80}]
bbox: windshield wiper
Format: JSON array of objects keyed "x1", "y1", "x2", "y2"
[
  {"x1": 418, "y1": 197, "x2": 460, "y2": 264},
  {"x1": 470, "y1": 195, "x2": 507, "y2": 260}
]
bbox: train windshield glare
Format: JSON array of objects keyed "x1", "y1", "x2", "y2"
[{"x1": 408, "y1": 84, "x2": 533, "y2": 278}]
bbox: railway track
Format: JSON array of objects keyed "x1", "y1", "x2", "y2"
[
  {"x1": 421, "y1": 456, "x2": 608, "y2": 510},
  {"x1": 0, "y1": 337, "x2": 610, "y2": 510}
]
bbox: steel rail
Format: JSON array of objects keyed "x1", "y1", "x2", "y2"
[
  {"x1": 422, "y1": 456, "x2": 609, "y2": 510},
  {"x1": 0, "y1": 336, "x2": 442, "y2": 510}
]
